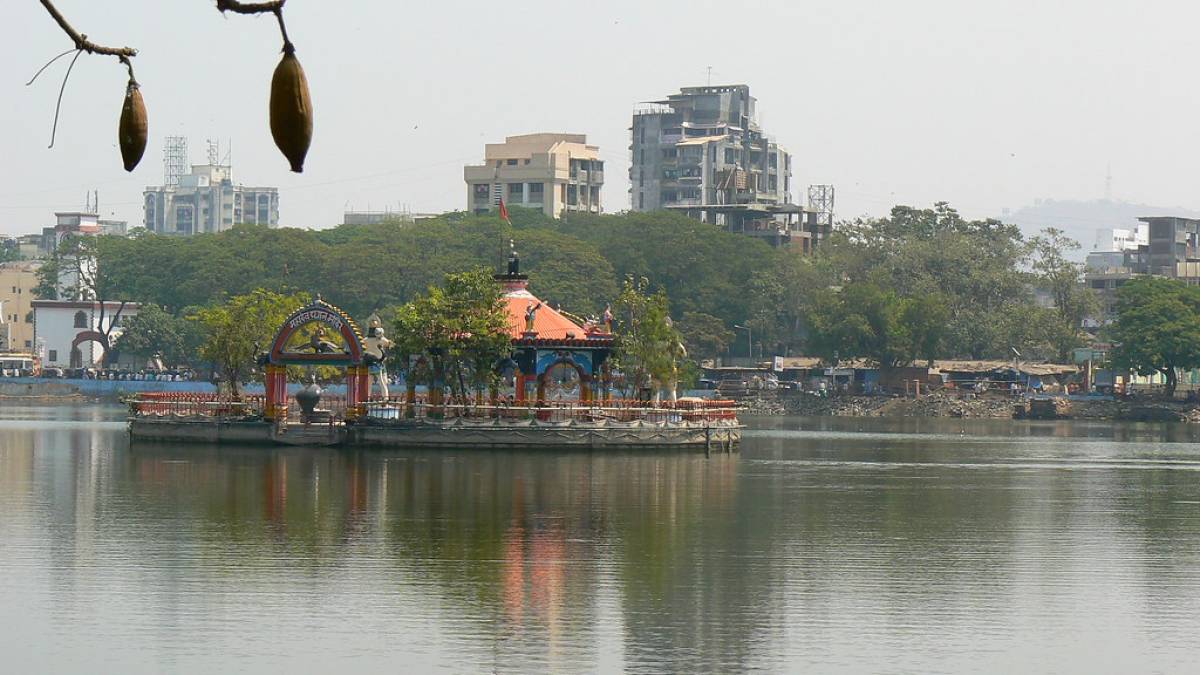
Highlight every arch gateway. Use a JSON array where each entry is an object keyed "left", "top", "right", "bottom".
[{"left": 261, "top": 298, "right": 370, "bottom": 420}]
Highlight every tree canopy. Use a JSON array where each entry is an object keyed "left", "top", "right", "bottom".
[
  {"left": 46, "top": 203, "right": 1094, "bottom": 369},
  {"left": 1110, "top": 276, "right": 1200, "bottom": 397},
  {"left": 390, "top": 269, "right": 511, "bottom": 405},
  {"left": 191, "top": 289, "right": 309, "bottom": 397}
]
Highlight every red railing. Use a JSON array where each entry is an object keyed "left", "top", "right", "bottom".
[
  {"left": 361, "top": 397, "right": 739, "bottom": 424},
  {"left": 130, "top": 392, "right": 267, "bottom": 418},
  {"left": 131, "top": 391, "right": 739, "bottom": 425}
]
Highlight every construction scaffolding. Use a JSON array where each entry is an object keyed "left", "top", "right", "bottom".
[{"left": 163, "top": 136, "right": 189, "bottom": 187}]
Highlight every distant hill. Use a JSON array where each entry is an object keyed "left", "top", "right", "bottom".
[{"left": 998, "top": 198, "right": 1200, "bottom": 256}]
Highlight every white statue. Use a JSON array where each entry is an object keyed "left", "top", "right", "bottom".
[
  {"left": 364, "top": 312, "right": 394, "bottom": 399},
  {"left": 665, "top": 332, "right": 688, "bottom": 404}
]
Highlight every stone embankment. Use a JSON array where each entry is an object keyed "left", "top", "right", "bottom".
[{"left": 740, "top": 390, "right": 1200, "bottom": 423}]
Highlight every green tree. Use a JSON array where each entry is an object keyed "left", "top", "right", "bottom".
[
  {"left": 192, "top": 289, "right": 309, "bottom": 397},
  {"left": 611, "top": 277, "right": 682, "bottom": 399},
  {"left": 804, "top": 281, "right": 949, "bottom": 368},
  {"left": 0, "top": 245, "right": 21, "bottom": 263},
  {"left": 677, "top": 311, "right": 735, "bottom": 362},
  {"left": 1110, "top": 276, "right": 1200, "bottom": 397},
  {"left": 391, "top": 269, "right": 511, "bottom": 407},
  {"left": 35, "top": 234, "right": 132, "bottom": 361},
  {"left": 111, "top": 304, "right": 202, "bottom": 368},
  {"left": 1029, "top": 227, "right": 1097, "bottom": 360}
]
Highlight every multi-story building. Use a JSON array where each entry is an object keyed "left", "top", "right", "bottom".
[
  {"left": 39, "top": 212, "right": 127, "bottom": 256},
  {"left": 1141, "top": 216, "right": 1200, "bottom": 278},
  {"left": 143, "top": 164, "right": 279, "bottom": 235},
  {"left": 464, "top": 134, "right": 604, "bottom": 219},
  {"left": 630, "top": 84, "right": 820, "bottom": 249},
  {"left": 0, "top": 260, "right": 41, "bottom": 352},
  {"left": 1082, "top": 217, "right": 1200, "bottom": 325}
]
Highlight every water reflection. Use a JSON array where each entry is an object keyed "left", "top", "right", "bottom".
[{"left": 3, "top": 407, "right": 1200, "bottom": 672}]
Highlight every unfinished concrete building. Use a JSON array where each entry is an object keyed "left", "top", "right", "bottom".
[{"left": 630, "top": 84, "right": 823, "bottom": 250}]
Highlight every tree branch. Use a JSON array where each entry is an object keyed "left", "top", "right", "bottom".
[
  {"left": 215, "top": 0, "right": 286, "bottom": 13},
  {"left": 215, "top": 0, "right": 293, "bottom": 51},
  {"left": 38, "top": 0, "right": 137, "bottom": 59}
]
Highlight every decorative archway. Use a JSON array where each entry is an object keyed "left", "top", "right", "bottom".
[
  {"left": 535, "top": 353, "right": 592, "bottom": 403},
  {"left": 71, "top": 330, "right": 108, "bottom": 367},
  {"left": 262, "top": 298, "right": 368, "bottom": 420}
]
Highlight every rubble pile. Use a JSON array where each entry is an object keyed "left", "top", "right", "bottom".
[
  {"left": 881, "top": 390, "right": 1016, "bottom": 418},
  {"left": 742, "top": 389, "right": 1200, "bottom": 422}
]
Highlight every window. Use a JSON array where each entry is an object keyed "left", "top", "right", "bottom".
[
  {"left": 48, "top": 350, "right": 57, "bottom": 362},
  {"left": 724, "top": 148, "right": 738, "bottom": 164},
  {"left": 506, "top": 159, "right": 518, "bottom": 166},
  {"left": 508, "top": 183, "right": 523, "bottom": 200},
  {"left": 473, "top": 183, "right": 490, "bottom": 201},
  {"left": 528, "top": 183, "right": 544, "bottom": 200},
  {"left": 24, "top": 340, "right": 31, "bottom": 349},
  {"left": 73, "top": 311, "right": 87, "bottom": 328}
]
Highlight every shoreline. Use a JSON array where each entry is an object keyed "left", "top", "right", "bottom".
[{"left": 741, "top": 390, "right": 1200, "bottom": 423}]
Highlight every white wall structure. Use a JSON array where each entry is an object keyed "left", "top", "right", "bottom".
[
  {"left": 1093, "top": 225, "right": 1148, "bottom": 252},
  {"left": 32, "top": 300, "right": 140, "bottom": 368}
]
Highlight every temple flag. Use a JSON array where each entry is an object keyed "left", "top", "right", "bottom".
[{"left": 498, "top": 198, "right": 512, "bottom": 225}]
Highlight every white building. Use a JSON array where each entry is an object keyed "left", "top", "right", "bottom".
[
  {"left": 1093, "top": 225, "right": 1148, "bottom": 253},
  {"left": 32, "top": 300, "right": 140, "bottom": 368},
  {"left": 144, "top": 164, "right": 279, "bottom": 235}
]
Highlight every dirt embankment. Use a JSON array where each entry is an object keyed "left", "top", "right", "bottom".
[{"left": 742, "top": 390, "right": 1200, "bottom": 422}]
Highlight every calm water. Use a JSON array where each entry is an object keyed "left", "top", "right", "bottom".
[{"left": 3, "top": 406, "right": 1200, "bottom": 673}]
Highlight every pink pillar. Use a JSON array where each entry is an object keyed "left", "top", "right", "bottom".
[
  {"left": 358, "top": 366, "right": 371, "bottom": 402},
  {"left": 274, "top": 367, "right": 288, "bottom": 417},
  {"left": 346, "top": 368, "right": 359, "bottom": 408}
]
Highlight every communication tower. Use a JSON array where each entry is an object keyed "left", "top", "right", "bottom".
[{"left": 163, "top": 136, "right": 189, "bottom": 187}]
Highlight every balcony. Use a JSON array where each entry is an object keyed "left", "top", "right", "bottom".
[{"left": 571, "top": 170, "right": 604, "bottom": 184}]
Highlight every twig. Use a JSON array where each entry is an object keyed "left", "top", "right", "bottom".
[
  {"left": 38, "top": 0, "right": 138, "bottom": 58},
  {"left": 26, "top": 48, "right": 75, "bottom": 86},
  {"left": 47, "top": 49, "right": 82, "bottom": 148}
]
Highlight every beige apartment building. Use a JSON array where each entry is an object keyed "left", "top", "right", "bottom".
[
  {"left": 464, "top": 133, "right": 604, "bottom": 218},
  {"left": 0, "top": 260, "right": 42, "bottom": 352}
]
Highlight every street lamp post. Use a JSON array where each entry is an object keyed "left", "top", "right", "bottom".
[{"left": 733, "top": 324, "right": 752, "bottom": 362}]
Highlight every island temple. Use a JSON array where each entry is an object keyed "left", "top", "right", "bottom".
[
  {"left": 493, "top": 245, "right": 615, "bottom": 404},
  {"left": 127, "top": 246, "right": 740, "bottom": 449}
]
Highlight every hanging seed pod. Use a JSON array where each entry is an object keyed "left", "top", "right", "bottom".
[
  {"left": 269, "top": 46, "right": 312, "bottom": 173},
  {"left": 118, "top": 80, "right": 148, "bottom": 172}
]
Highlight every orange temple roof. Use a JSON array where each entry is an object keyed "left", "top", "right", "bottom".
[{"left": 502, "top": 288, "right": 590, "bottom": 340}]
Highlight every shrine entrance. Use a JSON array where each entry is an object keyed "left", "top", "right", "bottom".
[{"left": 261, "top": 298, "right": 368, "bottom": 421}]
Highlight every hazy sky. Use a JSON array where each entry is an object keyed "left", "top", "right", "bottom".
[{"left": 3, "top": 0, "right": 1200, "bottom": 235}]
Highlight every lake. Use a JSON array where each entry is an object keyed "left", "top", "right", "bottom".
[{"left": 2, "top": 405, "right": 1200, "bottom": 673}]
